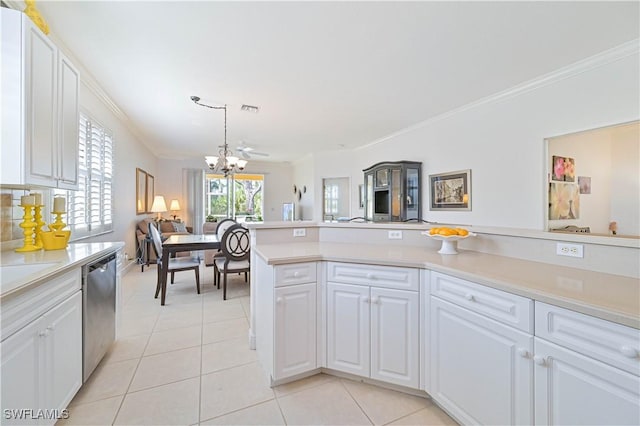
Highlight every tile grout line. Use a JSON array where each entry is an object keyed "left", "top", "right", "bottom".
[
  {"left": 110, "top": 313, "right": 158, "bottom": 425},
  {"left": 338, "top": 379, "right": 375, "bottom": 425},
  {"left": 198, "top": 288, "right": 205, "bottom": 425}
]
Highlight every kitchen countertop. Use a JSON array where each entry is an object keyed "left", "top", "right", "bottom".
[
  {"left": 0, "top": 242, "right": 124, "bottom": 303},
  {"left": 255, "top": 242, "right": 640, "bottom": 329}
]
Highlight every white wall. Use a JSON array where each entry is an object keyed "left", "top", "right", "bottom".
[
  {"left": 78, "top": 82, "right": 157, "bottom": 260},
  {"left": 292, "top": 154, "right": 314, "bottom": 220},
  {"left": 295, "top": 50, "right": 640, "bottom": 231},
  {"left": 155, "top": 157, "right": 293, "bottom": 224},
  {"left": 610, "top": 123, "right": 640, "bottom": 236}
]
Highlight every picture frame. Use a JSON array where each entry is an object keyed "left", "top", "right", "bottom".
[
  {"left": 145, "top": 173, "right": 155, "bottom": 213},
  {"left": 136, "top": 168, "right": 147, "bottom": 214},
  {"left": 429, "top": 169, "right": 471, "bottom": 211}
]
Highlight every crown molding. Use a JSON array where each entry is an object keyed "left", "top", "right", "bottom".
[{"left": 357, "top": 39, "right": 640, "bottom": 151}]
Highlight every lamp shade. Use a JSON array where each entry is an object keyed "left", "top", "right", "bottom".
[
  {"left": 150, "top": 195, "right": 168, "bottom": 213},
  {"left": 169, "top": 199, "right": 181, "bottom": 211}
]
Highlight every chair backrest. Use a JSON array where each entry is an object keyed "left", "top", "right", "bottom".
[
  {"left": 220, "top": 224, "right": 250, "bottom": 262},
  {"left": 148, "top": 222, "right": 163, "bottom": 258},
  {"left": 216, "top": 218, "right": 237, "bottom": 239}
]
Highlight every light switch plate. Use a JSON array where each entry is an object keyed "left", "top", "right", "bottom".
[{"left": 293, "top": 228, "right": 306, "bottom": 237}]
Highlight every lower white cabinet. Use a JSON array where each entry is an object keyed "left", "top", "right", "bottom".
[
  {"left": 274, "top": 283, "right": 316, "bottom": 380},
  {"left": 534, "top": 337, "right": 639, "bottom": 426},
  {"left": 327, "top": 281, "right": 419, "bottom": 388},
  {"left": 1, "top": 290, "right": 82, "bottom": 425},
  {"left": 430, "top": 296, "right": 533, "bottom": 425}
]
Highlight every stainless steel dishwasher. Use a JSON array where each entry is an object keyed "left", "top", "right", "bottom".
[{"left": 82, "top": 252, "right": 117, "bottom": 382}]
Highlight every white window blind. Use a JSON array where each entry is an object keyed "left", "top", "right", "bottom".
[{"left": 55, "top": 112, "right": 113, "bottom": 239}]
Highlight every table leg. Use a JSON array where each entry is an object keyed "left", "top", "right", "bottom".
[{"left": 161, "top": 249, "right": 170, "bottom": 305}]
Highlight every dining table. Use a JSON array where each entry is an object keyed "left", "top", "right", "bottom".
[{"left": 159, "top": 233, "right": 220, "bottom": 305}]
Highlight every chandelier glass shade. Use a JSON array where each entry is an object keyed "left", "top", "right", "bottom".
[{"left": 191, "top": 97, "right": 248, "bottom": 175}]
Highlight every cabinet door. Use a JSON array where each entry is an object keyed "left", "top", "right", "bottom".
[
  {"left": 44, "top": 291, "right": 82, "bottom": 413},
  {"left": 430, "top": 297, "right": 533, "bottom": 426},
  {"left": 26, "top": 24, "right": 58, "bottom": 186},
  {"left": 1, "top": 316, "right": 46, "bottom": 418},
  {"left": 274, "top": 283, "right": 316, "bottom": 380},
  {"left": 57, "top": 53, "right": 79, "bottom": 189},
  {"left": 534, "top": 338, "right": 640, "bottom": 426},
  {"left": 327, "top": 282, "right": 370, "bottom": 377},
  {"left": 370, "top": 288, "right": 419, "bottom": 388}
]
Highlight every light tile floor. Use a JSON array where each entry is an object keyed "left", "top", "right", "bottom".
[{"left": 59, "top": 264, "right": 457, "bottom": 425}]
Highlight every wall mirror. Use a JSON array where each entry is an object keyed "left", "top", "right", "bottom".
[
  {"left": 322, "top": 177, "right": 350, "bottom": 221},
  {"left": 136, "top": 168, "right": 147, "bottom": 214},
  {"left": 544, "top": 120, "right": 639, "bottom": 238}
]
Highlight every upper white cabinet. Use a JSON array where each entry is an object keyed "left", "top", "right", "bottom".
[{"left": 1, "top": 8, "right": 79, "bottom": 189}]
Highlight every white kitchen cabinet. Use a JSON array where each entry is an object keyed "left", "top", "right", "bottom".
[
  {"left": 274, "top": 283, "right": 316, "bottom": 380},
  {"left": 430, "top": 294, "right": 533, "bottom": 425},
  {"left": 254, "top": 259, "right": 319, "bottom": 384},
  {"left": 370, "top": 287, "right": 419, "bottom": 387},
  {"left": 534, "top": 338, "right": 639, "bottom": 426},
  {"left": 1, "top": 8, "right": 79, "bottom": 189},
  {"left": 534, "top": 302, "right": 640, "bottom": 426},
  {"left": 327, "top": 282, "right": 370, "bottom": 377},
  {"left": 327, "top": 265, "right": 420, "bottom": 388},
  {"left": 1, "top": 291, "right": 82, "bottom": 425}
]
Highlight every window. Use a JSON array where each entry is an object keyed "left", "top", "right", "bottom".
[
  {"left": 55, "top": 112, "right": 113, "bottom": 239},
  {"left": 324, "top": 183, "right": 339, "bottom": 215},
  {"left": 205, "top": 173, "right": 264, "bottom": 222}
]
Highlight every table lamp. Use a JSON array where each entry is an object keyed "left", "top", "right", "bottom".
[
  {"left": 169, "top": 199, "right": 181, "bottom": 220},
  {"left": 150, "top": 195, "right": 167, "bottom": 221}
]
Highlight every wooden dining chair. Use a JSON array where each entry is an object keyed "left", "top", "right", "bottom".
[
  {"left": 214, "top": 224, "right": 250, "bottom": 300},
  {"left": 211, "top": 218, "right": 237, "bottom": 284},
  {"left": 148, "top": 222, "right": 201, "bottom": 298}
]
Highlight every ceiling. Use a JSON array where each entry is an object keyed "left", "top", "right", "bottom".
[{"left": 31, "top": 1, "right": 640, "bottom": 162}]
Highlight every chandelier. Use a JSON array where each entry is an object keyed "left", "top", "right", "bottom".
[{"left": 191, "top": 96, "right": 247, "bottom": 176}]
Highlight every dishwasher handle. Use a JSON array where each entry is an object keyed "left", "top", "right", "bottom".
[{"left": 86, "top": 253, "right": 117, "bottom": 273}]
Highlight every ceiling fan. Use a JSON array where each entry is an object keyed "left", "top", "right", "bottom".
[{"left": 235, "top": 141, "right": 270, "bottom": 159}]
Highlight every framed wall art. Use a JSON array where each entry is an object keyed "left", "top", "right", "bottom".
[{"left": 429, "top": 169, "right": 471, "bottom": 211}]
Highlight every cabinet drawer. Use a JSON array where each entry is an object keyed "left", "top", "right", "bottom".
[
  {"left": 1, "top": 268, "right": 81, "bottom": 340},
  {"left": 535, "top": 302, "right": 640, "bottom": 376},
  {"left": 430, "top": 272, "right": 533, "bottom": 333},
  {"left": 327, "top": 262, "right": 419, "bottom": 291},
  {"left": 274, "top": 262, "right": 316, "bottom": 287}
]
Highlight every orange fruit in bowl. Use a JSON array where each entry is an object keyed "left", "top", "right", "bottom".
[
  {"left": 437, "top": 228, "right": 456, "bottom": 236},
  {"left": 429, "top": 228, "right": 439, "bottom": 235},
  {"left": 456, "top": 228, "right": 469, "bottom": 236}
]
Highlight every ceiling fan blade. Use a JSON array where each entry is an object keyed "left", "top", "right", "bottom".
[
  {"left": 249, "top": 151, "right": 269, "bottom": 157},
  {"left": 241, "top": 151, "right": 250, "bottom": 159}
]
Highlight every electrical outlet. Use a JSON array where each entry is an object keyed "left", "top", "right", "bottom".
[
  {"left": 556, "top": 243, "right": 584, "bottom": 258},
  {"left": 293, "top": 228, "right": 306, "bottom": 237},
  {"left": 388, "top": 230, "right": 403, "bottom": 240}
]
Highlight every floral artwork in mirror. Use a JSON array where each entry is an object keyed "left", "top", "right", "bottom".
[{"left": 136, "top": 168, "right": 147, "bottom": 214}]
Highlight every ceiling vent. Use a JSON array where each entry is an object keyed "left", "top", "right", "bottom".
[{"left": 240, "top": 104, "right": 260, "bottom": 113}]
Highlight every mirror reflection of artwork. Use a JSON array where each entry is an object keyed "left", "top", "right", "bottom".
[
  {"left": 549, "top": 182, "right": 580, "bottom": 220},
  {"left": 552, "top": 156, "right": 576, "bottom": 182}
]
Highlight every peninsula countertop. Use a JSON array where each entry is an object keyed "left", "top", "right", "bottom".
[
  {"left": 255, "top": 242, "right": 640, "bottom": 329},
  {"left": 0, "top": 242, "right": 124, "bottom": 302}
]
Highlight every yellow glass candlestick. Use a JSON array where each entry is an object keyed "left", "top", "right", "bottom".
[
  {"left": 33, "top": 205, "right": 45, "bottom": 249},
  {"left": 50, "top": 211, "right": 67, "bottom": 232},
  {"left": 15, "top": 204, "right": 39, "bottom": 252}
]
